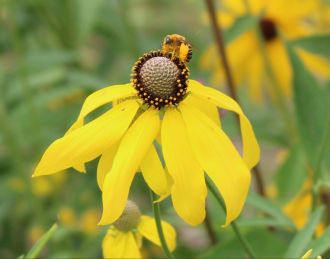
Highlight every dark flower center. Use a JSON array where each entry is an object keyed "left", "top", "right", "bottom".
[
  {"left": 259, "top": 19, "right": 277, "bottom": 41},
  {"left": 131, "top": 50, "right": 189, "bottom": 109}
]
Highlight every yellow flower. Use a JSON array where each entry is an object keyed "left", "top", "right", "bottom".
[
  {"left": 200, "top": 0, "right": 330, "bottom": 103},
  {"left": 33, "top": 50, "right": 259, "bottom": 226},
  {"left": 102, "top": 200, "right": 176, "bottom": 259}
]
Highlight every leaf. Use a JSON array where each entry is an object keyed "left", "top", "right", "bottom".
[
  {"left": 236, "top": 217, "right": 294, "bottom": 228},
  {"left": 246, "top": 193, "right": 296, "bottom": 229},
  {"left": 25, "top": 222, "right": 59, "bottom": 259},
  {"left": 224, "top": 12, "right": 263, "bottom": 45},
  {"left": 275, "top": 146, "right": 308, "bottom": 204},
  {"left": 198, "top": 228, "right": 287, "bottom": 258},
  {"left": 290, "top": 35, "right": 330, "bottom": 59},
  {"left": 310, "top": 226, "right": 330, "bottom": 258},
  {"left": 285, "top": 206, "right": 325, "bottom": 258},
  {"left": 286, "top": 43, "right": 330, "bottom": 170}
]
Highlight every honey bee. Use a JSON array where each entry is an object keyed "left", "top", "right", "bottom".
[{"left": 161, "top": 34, "right": 199, "bottom": 64}]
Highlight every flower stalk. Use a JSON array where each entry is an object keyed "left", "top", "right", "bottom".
[
  {"left": 205, "top": 177, "right": 257, "bottom": 259},
  {"left": 150, "top": 190, "right": 175, "bottom": 259},
  {"left": 205, "top": 0, "right": 265, "bottom": 197}
]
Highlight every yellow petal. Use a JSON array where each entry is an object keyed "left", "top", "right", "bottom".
[
  {"left": 140, "top": 144, "right": 167, "bottom": 196},
  {"left": 266, "top": 39, "right": 292, "bottom": 98},
  {"left": 298, "top": 48, "right": 330, "bottom": 79},
  {"left": 33, "top": 101, "right": 139, "bottom": 177},
  {"left": 66, "top": 84, "right": 135, "bottom": 135},
  {"left": 135, "top": 232, "right": 143, "bottom": 249},
  {"left": 102, "top": 228, "right": 141, "bottom": 258},
  {"left": 184, "top": 93, "right": 221, "bottom": 127},
  {"left": 189, "top": 80, "right": 260, "bottom": 170},
  {"left": 162, "top": 108, "right": 207, "bottom": 226},
  {"left": 97, "top": 142, "right": 120, "bottom": 190},
  {"left": 72, "top": 163, "right": 86, "bottom": 173},
  {"left": 155, "top": 167, "right": 174, "bottom": 203},
  {"left": 102, "top": 228, "right": 125, "bottom": 258},
  {"left": 137, "top": 215, "right": 176, "bottom": 252},
  {"left": 180, "top": 103, "right": 251, "bottom": 226},
  {"left": 301, "top": 249, "right": 313, "bottom": 259},
  {"left": 122, "top": 232, "right": 141, "bottom": 258},
  {"left": 99, "top": 109, "right": 160, "bottom": 225}
]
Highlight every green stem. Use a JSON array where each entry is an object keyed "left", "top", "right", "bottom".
[
  {"left": 205, "top": 178, "right": 257, "bottom": 259},
  {"left": 242, "top": 0, "right": 297, "bottom": 143},
  {"left": 150, "top": 190, "right": 175, "bottom": 259},
  {"left": 312, "top": 112, "right": 330, "bottom": 211}
]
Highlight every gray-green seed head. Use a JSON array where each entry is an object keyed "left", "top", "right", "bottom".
[{"left": 112, "top": 200, "right": 141, "bottom": 232}]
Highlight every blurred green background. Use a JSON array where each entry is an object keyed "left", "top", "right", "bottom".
[{"left": 1, "top": 0, "right": 330, "bottom": 258}]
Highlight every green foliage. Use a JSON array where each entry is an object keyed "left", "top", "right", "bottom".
[
  {"left": 25, "top": 222, "right": 58, "bottom": 259},
  {"left": 291, "top": 35, "right": 330, "bottom": 59},
  {"left": 275, "top": 146, "right": 307, "bottom": 204},
  {"left": 287, "top": 42, "right": 330, "bottom": 174},
  {"left": 246, "top": 193, "right": 296, "bottom": 229},
  {"left": 285, "top": 206, "right": 325, "bottom": 258}
]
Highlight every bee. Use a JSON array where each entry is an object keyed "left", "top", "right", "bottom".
[{"left": 161, "top": 34, "right": 199, "bottom": 64}]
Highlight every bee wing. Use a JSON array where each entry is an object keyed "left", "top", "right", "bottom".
[{"left": 182, "top": 41, "right": 199, "bottom": 52}]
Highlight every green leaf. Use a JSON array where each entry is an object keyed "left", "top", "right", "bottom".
[
  {"left": 286, "top": 43, "right": 330, "bottom": 169},
  {"left": 290, "top": 34, "right": 330, "bottom": 59},
  {"left": 198, "top": 228, "right": 287, "bottom": 258},
  {"left": 275, "top": 145, "right": 308, "bottom": 204},
  {"left": 25, "top": 222, "right": 59, "bottom": 259},
  {"left": 310, "top": 226, "right": 330, "bottom": 257},
  {"left": 236, "top": 217, "right": 294, "bottom": 228},
  {"left": 224, "top": 12, "right": 263, "bottom": 45},
  {"left": 285, "top": 206, "right": 325, "bottom": 258},
  {"left": 246, "top": 193, "right": 296, "bottom": 229}
]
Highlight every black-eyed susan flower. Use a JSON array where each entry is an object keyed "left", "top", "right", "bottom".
[
  {"left": 200, "top": 0, "right": 330, "bottom": 103},
  {"left": 102, "top": 200, "right": 176, "bottom": 259},
  {"left": 33, "top": 49, "right": 259, "bottom": 226}
]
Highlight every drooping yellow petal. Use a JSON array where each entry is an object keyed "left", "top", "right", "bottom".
[
  {"left": 102, "top": 228, "right": 125, "bottom": 258},
  {"left": 155, "top": 167, "right": 174, "bottom": 203},
  {"left": 102, "top": 228, "right": 141, "bottom": 258},
  {"left": 73, "top": 163, "right": 86, "bottom": 173},
  {"left": 33, "top": 101, "right": 139, "bottom": 177},
  {"left": 180, "top": 103, "right": 251, "bottom": 226},
  {"left": 137, "top": 215, "right": 176, "bottom": 252},
  {"left": 162, "top": 108, "right": 207, "bottom": 226},
  {"left": 122, "top": 232, "right": 141, "bottom": 258},
  {"left": 184, "top": 93, "right": 221, "bottom": 127},
  {"left": 97, "top": 142, "right": 120, "bottom": 191},
  {"left": 266, "top": 38, "right": 292, "bottom": 98},
  {"left": 188, "top": 80, "right": 260, "bottom": 170},
  {"left": 135, "top": 232, "right": 143, "bottom": 249},
  {"left": 297, "top": 48, "right": 330, "bottom": 79},
  {"left": 99, "top": 109, "right": 160, "bottom": 225},
  {"left": 140, "top": 144, "right": 167, "bottom": 196},
  {"left": 65, "top": 84, "right": 135, "bottom": 136}
]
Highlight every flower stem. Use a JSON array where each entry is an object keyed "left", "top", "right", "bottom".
[
  {"left": 204, "top": 205, "right": 218, "bottom": 246},
  {"left": 205, "top": 0, "right": 265, "bottom": 197},
  {"left": 312, "top": 112, "right": 330, "bottom": 211},
  {"left": 150, "top": 190, "right": 175, "bottom": 259},
  {"left": 205, "top": 177, "right": 258, "bottom": 259}
]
